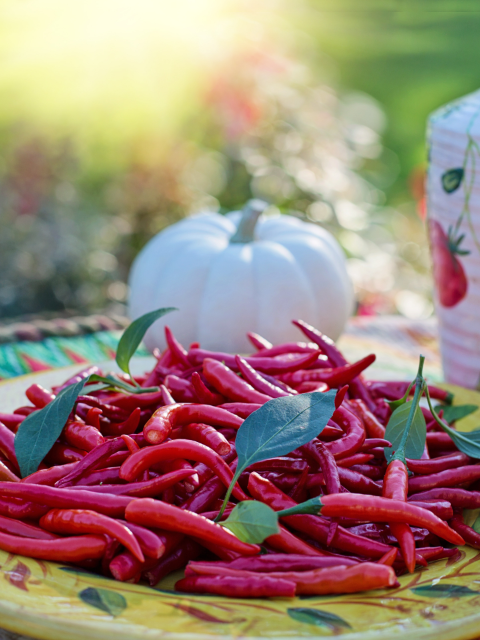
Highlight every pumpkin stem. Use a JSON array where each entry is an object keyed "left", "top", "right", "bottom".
[{"left": 230, "top": 200, "right": 268, "bottom": 244}]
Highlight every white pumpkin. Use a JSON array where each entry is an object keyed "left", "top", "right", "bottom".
[{"left": 128, "top": 201, "right": 353, "bottom": 353}]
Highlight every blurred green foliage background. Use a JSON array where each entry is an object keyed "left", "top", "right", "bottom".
[{"left": 0, "top": 1, "right": 478, "bottom": 322}]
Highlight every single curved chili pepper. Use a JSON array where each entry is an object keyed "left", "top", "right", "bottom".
[
  {"left": 406, "top": 452, "right": 471, "bottom": 475},
  {"left": 76, "top": 396, "right": 129, "bottom": 421},
  {"left": 143, "top": 403, "right": 243, "bottom": 445},
  {"left": 360, "top": 439, "right": 391, "bottom": 451},
  {"left": 280, "top": 354, "right": 376, "bottom": 388},
  {"left": 349, "top": 464, "right": 385, "bottom": 480},
  {"left": 416, "top": 546, "right": 460, "bottom": 563},
  {"left": 109, "top": 550, "right": 155, "bottom": 582},
  {"left": 0, "top": 514, "right": 58, "bottom": 540},
  {"left": 377, "top": 547, "right": 398, "bottom": 567},
  {"left": 317, "top": 494, "right": 464, "bottom": 546},
  {"left": 119, "top": 521, "right": 165, "bottom": 559},
  {"left": 164, "top": 375, "right": 198, "bottom": 403},
  {"left": 120, "top": 439, "right": 248, "bottom": 501},
  {"left": 338, "top": 467, "right": 383, "bottom": 496},
  {"left": 0, "top": 482, "right": 133, "bottom": 517},
  {"left": 334, "top": 385, "right": 349, "bottom": 409},
  {"left": 0, "top": 413, "right": 24, "bottom": 433},
  {"left": 143, "top": 539, "right": 201, "bottom": 587},
  {"left": 21, "top": 462, "right": 78, "bottom": 486},
  {"left": 191, "top": 348, "right": 320, "bottom": 374},
  {"left": 63, "top": 420, "right": 104, "bottom": 452},
  {"left": 182, "top": 472, "right": 233, "bottom": 513},
  {"left": 78, "top": 469, "right": 196, "bottom": 498},
  {"left": 191, "top": 372, "right": 226, "bottom": 405},
  {"left": 246, "top": 331, "right": 272, "bottom": 351},
  {"left": 316, "top": 424, "right": 344, "bottom": 442},
  {"left": 101, "top": 536, "right": 121, "bottom": 577},
  {"left": 165, "top": 325, "right": 191, "bottom": 369},
  {"left": 0, "top": 421, "right": 19, "bottom": 473},
  {"left": 40, "top": 508, "right": 144, "bottom": 562},
  {"left": 408, "top": 465, "right": 480, "bottom": 494},
  {"left": 259, "top": 471, "right": 299, "bottom": 493},
  {"left": 366, "top": 380, "right": 453, "bottom": 405},
  {"left": 176, "top": 574, "right": 296, "bottom": 598},
  {"left": 301, "top": 442, "right": 340, "bottom": 495},
  {"left": 248, "top": 473, "right": 394, "bottom": 559},
  {"left": 13, "top": 406, "right": 37, "bottom": 416},
  {"left": 121, "top": 434, "right": 140, "bottom": 454},
  {"left": 102, "top": 450, "right": 130, "bottom": 468},
  {"left": 171, "top": 423, "right": 231, "bottom": 456},
  {"left": 247, "top": 457, "right": 309, "bottom": 474},
  {"left": 56, "top": 438, "right": 127, "bottom": 487},
  {"left": 190, "top": 554, "right": 358, "bottom": 574},
  {"left": 108, "top": 389, "right": 165, "bottom": 410},
  {"left": 44, "top": 443, "right": 86, "bottom": 466},
  {"left": 293, "top": 381, "right": 329, "bottom": 394},
  {"left": 153, "top": 458, "right": 199, "bottom": 487},
  {"left": 84, "top": 407, "right": 102, "bottom": 430},
  {"left": 348, "top": 399, "right": 386, "bottom": 438},
  {"left": 159, "top": 384, "right": 175, "bottom": 406},
  {"left": 251, "top": 342, "right": 320, "bottom": 358},
  {"left": 102, "top": 408, "right": 141, "bottom": 437},
  {"left": 203, "top": 359, "right": 271, "bottom": 404},
  {"left": 126, "top": 498, "right": 260, "bottom": 556},
  {"left": 337, "top": 453, "right": 374, "bottom": 468},
  {"left": 0, "top": 496, "right": 49, "bottom": 520},
  {"left": 373, "top": 399, "right": 391, "bottom": 425},
  {"left": 426, "top": 432, "right": 457, "bottom": 452},
  {"left": 56, "top": 365, "right": 102, "bottom": 393},
  {"left": 325, "top": 406, "right": 366, "bottom": 459},
  {"left": 219, "top": 403, "right": 261, "bottom": 418},
  {"left": 259, "top": 374, "right": 298, "bottom": 395},
  {"left": 0, "top": 461, "right": 19, "bottom": 482},
  {"left": 25, "top": 384, "right": 55, "bottom": 408},
  {"left": 449, "top": 512, "right": 480, "bottom": 549},
  {"left": 408, "top": 488, "right": 480, "bottom": 509},
  {"left": 0, "top": 530, "right": 106, "bottom": 562},
  {"left": 267, "top": 523, "right": 327, "bottom": 556},
  {"left": 235, "top": 356, "right": 291, "bottom": 398}
]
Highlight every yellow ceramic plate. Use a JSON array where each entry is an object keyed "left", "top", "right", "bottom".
[{"left": 2, "top": 368, "right": 480, "bottom": 640}]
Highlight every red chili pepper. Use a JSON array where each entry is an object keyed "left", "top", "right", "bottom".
[
  {"left": 406, "top": 452, "right": 471, "bottom": 475},
  {"left": 248, "top": 473, "right": 394, "bottom": 559},
  {"left": 108, "top": 389, "right": 165, "bottom": 410},
  {"left": 408, "top": 501, "right": 453, "bottom": 520},
  {"left": 0, "top": 482, "right": 133, "bottom": 517},
  {"left": 325, "top": 406, "right": 366, "bottom": 459},
  {"left": 143, "top": 539, "right": 201, "bottom": 587},
  {"left": 280, "top": 354, "right": 376, "bottom": 388},
  {"left": 409, "top": 488, "right": 480, "bottom": 509},
  {"left": 246, "top": 332, "right": 272, "bottom": 351},
  {"left": 250, "top": 342, "right": 320, "bottom": 358},
  {"left": 165, "top": 326, "right": 191, "bottom": 369},
  {"left": 191, "top": 372, "right": 226, "bottom": 405},
  {"left": 0, "top": 421, "right": 20, "bottom": 473},
  {"left": 235, "top": 356, "right": 291, "bottom": 398},
  {"left": 288, "top": 381, "right": 330, "bottom": 394},
  {"left": 176, "top": 574, "right": 296, "bottom": 597},
  {"left": 0, "top": 530, "right": 106, "bottom": 562},
  {"left": 63, "top": 420, "right": 104, "bottom": 452},
  {"left": 0, "top": 413, "right": 24, "bottom": 433},
  {"left": 40, "top": 508, "right": 144, "bottom": 561},
  {"left": 109, "top": 550, "right": 154, "bottom": 582},
  {"left": 85, "top": 407, "right": 102, "bottom": 430},
  {"left": 102, "top": 408, "right": 141, "bottom": 437},
  {"left": 416, "top": 546, "right": 460, "bottom": 563},
  {"left": 119, "top": 520, "right": 165, "bottom": 559},
  {"left": 349, "top": 464, "right": 385, "bottom": 480},
  {"left": 0, "top": 459, "right": 19, "bottom": 482},
  {"left": 360, "top": 439, "right": 391, "bottom": 451},
  {"left": 120, "top": 439, "right": 248, "bottom": 501},
  {"left": 203, "top": 359, "right": 271, "bottom": 404},
  {"left": 318, "top": 494, "right": 464, "bottom": 546},
  {"left": 301, "top": 442, "right": 340, "bottom": 495},
  {"left": 449, "top": 512, "right": 480, "bottom": 549},
  {"left": 71, "top": 468, "right": 196, "bottom": 498},
  {"left": 408, "top": 465, "right": 480, "bottom": 494},
  {"left": 13, "top": 406, "right": 37, "bottom": 416},
  {"left": 171, "top": 423, "right": 231, "bottom": 456},
  {"left": 160, "top": 384, "right": 175, "bottom": 406},
  {"left": 366, "top": 380, "right": 453, "bottom": 405},
  {"left": 247, "top": 457, "right": 309, "bottom": 474},
  {"left": 126, "top": 498, "right": 260, "bottom": 556},
  {"left": 56, "top": 438, "right": 127, "bottom": 487},
  {"left": 73, "top": 466, "right": 122, "bottom": 487},
  {"left": 0, "top": 496, "right": 49, "bottom": 520},
  {"left": 337, "top": 454, "right": 374, "bottom": 468},
  {"left": 25, "top": 384, "right": 55, "bottom": 408},
  {"left": 219, "top": 403, "right": 261, "bottom": 418},
  {"left": 143, "top": 403, "right": 243, "bottom": 445},
  {"left": 348, "top": 399, "right": 386, "bottom": 438},
  {"left": 338, "top": 467, "right": 383, "bottom": 496},
  {"left": 164, "top": 375, "right": 198, "bottom": 403},
  {"left": 21, "top": 462, "right": 78, "bottom": 486},
  {"left": 182, "top": 475, "right": 228, "bottom": 514},
  {"left": 189, "top": 554, "right": 358, "bottom": 574},
  {"left": 56, "top": 365, "right": 103, "bottom": 393},
  {"left": 0, "top": 514, "right": 58, "bottom": 540},
  {"left": 44, "top": 443, "right": 86, "bottom": 466},
  {"left": 76, "top": 396, "right": 129, "bottom": 422},
  {"left": 191, "top": 348, "right": 319, "bottom": 374},
  {"left": 426, "top": 432, "right": 457, "bottom": 452}
]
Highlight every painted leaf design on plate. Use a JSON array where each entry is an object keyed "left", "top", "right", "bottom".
[
  {"left": 441, "top": 168, "right": 464, "bottom": 193},
  {"left": 175, "top": 603, "right": 243, "bottom": 624},
  {"left": 5, "top": 561, "right": 30, "bottom": 591},
  {"left": 411, "top": 584, "right": 477, "bottom": 597},
  {"left": 79, "top": 587, "right": 127, "bottom": 616},
  {"left": 287, "top": 607, "right": 351, "bottom": 629}
]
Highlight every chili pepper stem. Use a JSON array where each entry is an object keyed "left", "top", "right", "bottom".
[
  {"left": 392, "top": 356, "right": 425, "bottom": 464},
  {"left": 215, "top": 470, "right": 241, "bottom": 522}
]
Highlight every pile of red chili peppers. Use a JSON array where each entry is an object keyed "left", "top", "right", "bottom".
[{"left": 0, "top": 318, "right": 477, "bottom": 598}]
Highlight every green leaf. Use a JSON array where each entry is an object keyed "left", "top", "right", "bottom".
[
  {"left": 221, "top": 501, "right": 279, "bottom": 544},
  {"left": 79, "top": 587, "right": 127, "bottom": 616},
  {"left": 384, "top": 400, "right": 426, "bottom": 464},
  {"left": 441, "top": 168, "right": 464, "bottom": 193},
  {"left": 116, "top": 307, "right": 177, "bottom": 377},
  {"left": 434, "top": 403, "right": 478, "bottom": 424},
  {"left": 387, "top": 381, "right": 414, "bottom": 411},
  {"left": 217, "top": 391, "right": 336, "bottom": 519},
  {"left": 277, "top": 497, "right": 322, "bottom": 518},
  {"left": 14, "top": 378, "right": 86, "bottom": 478},
  {"left": 287, "top": 608, "right": 351, "bottom": 629},
  {"left": 88, "top": 374, "right": 159, "bottom": 394},
  {"left": 473, "top": 514, "right": 480, "bottom": 534},
  {"left": 425, "top": 388, "right": 480, "bottom": 459},
  {"left": 411, "top": 584, "right": 477, "bottom": 598}
]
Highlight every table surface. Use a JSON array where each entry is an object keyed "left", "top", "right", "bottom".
[{"left": 0, "top": 315, "right": 444, "bottom": 640}]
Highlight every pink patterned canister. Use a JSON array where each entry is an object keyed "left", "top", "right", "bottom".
[{"left": 427, "top": 90, "right": 480, "bottom": 388}]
